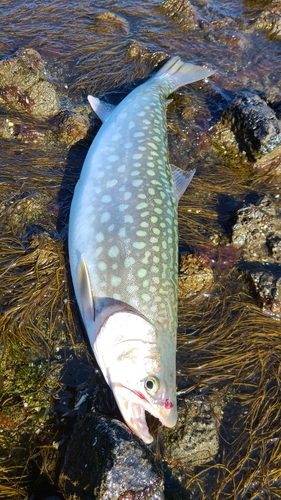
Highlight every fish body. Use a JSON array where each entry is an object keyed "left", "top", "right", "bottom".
[{"left": 68, "top": 56, "right": 214, "bottom": 443}]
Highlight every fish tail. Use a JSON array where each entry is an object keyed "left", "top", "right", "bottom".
[{"left": 152, "top": 56, "right": 215, "bottom": 93}]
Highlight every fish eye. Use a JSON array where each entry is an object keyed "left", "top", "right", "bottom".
[{"left": 144, "top": 376, "right": 159, "bottom": 394}]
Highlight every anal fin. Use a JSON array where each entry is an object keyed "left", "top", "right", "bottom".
[{"left": 171, "top": 164, "right": 196, "bottom": 201}]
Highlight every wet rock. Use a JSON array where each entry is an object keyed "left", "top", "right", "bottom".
[
  {"left": 195, "top": 244, "right": 240, "bottom": 272},
  {"left": 163, "top": 396, "right": 223, "bottom": 470},
  {"left": 178, "top": 253, "right": 214, "bottom": 299},
  {"left": 252, "top": 6, "right": 281, "bottom": 39},
  {"left": 126, "top": 44, "right": 167, "bottom": 76},
  {"left": 27, "top": 80, "right": 59, "bottom": 118},
  {"left": 0, "top": 107, "right": 91, "bottom": 146},
  {"left": 232, "top": 195, "right": 281, "bottom": 262},
  {"left": 0, "top": 116, "right": 19, "bottom": 140},
  {"left": 251, "top": 144, "right": 281, "bottom": 174},
  {"left": 222, "top": 90, "right": 281, "bottom": 161},
  {"left": 246, "top": 265, "right": 281, "bottom": 318},
  {"left": 0, "top": 47, "right": 45, "bottom": 89},
  {"left": 13, "top": 122, "right": 48, "bottom": 143},
  {"left": 0, "top": 116, "right": 49, "bottom": 143},
  {"left": 127, "top": 40, "right": 149, "bottom": 59},
  {"left": 161, "top": 0, "right": 199, "bottom": 28},
  {"left": 268, "top": 236, "right": 281, "bottom": 261},
  {"left": 50, "top": 109, "right": 90, "bottom": 146},
  {"left": 232, "top": 195, "right": 281, "bottom": 317},
  {"left": 271, "top": 99, "right": 281, "bottom": 120},
  {"left": 59, "top": 414, "right": 164, "bottom": 500},
  {"left": 0, "top": 48, "right": 59, "bottom": 118},
  {"left": 210, "top": 120, "right": 251, "bottom": 170},
  {"left": 0, "top": 48, "right": 93, "bottom": 145}
]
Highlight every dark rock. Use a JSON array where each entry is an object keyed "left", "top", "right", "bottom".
[
  {"left": 270, "top": 100, "right": 281, "bottom": 120},
  {"left": 268, "top": 236, "right": 281, "bottom": 261},
  {"left": 222, "top": 90, "right": 281, "bottom": 161},
  {"left": 245, "top": 264, "right": 281, "bottom": 318},
  {"left": 13, "top": 121, "right": 47, "bottom": 143},
  {"left": 0, "top": 107, "right": 91, "bottom": 146},
  {"left": 232, "top": 195, "right": 281, "bottom": 317},
  {"left": 59, "top": 414, "right": 164, "bottom": 500},
  {"left": 43, "top": 497, "right": 63, "bottom": 500}
]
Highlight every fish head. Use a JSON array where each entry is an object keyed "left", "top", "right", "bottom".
[{"left": 94, "top": 311, "right": 177, "bottom": 444}]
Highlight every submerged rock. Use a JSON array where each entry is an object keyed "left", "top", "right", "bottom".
[
  {"left": 178, "top": 252, "right": 214, "bottom": 299},
  {"left": 163, "top": 396, "right": 223, "bottom": 482},
  {"left": 251, "top": 6, "right": 281, "bottom": 39},
  {"left": 95, "top": 11, "right": 130, "bottom": 35},
  {"left": 178, "top": 244, "right": 240, "bottom": 299},
  {"left": 59, "top": 414, "right": 164, "bottom": 500}
]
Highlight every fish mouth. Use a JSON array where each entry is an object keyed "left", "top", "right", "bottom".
[
  {"left": 112, "top": 386, "right": 177, "bottom": 444},
  {"left": 118, "top": 396, "right": 153, "bottom": 444}
]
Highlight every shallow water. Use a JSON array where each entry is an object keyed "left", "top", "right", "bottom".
[{"left": 0, "top": 0, "right": 281, "bottom": 498}]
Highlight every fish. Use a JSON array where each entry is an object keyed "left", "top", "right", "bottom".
[{"left": 68, "top": 56, "right": 214, "bottom": 444}]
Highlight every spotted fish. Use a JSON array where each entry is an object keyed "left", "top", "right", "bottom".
[{"left": 68, "top": 56, "right": 214, "bottom": 443}]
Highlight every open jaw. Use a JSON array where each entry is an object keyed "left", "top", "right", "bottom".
[{"left": 112, "top": 386, "right": 176, "bottom": 444}]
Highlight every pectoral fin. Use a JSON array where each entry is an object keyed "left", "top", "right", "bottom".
[
  {"left": 87, "top": 95, "right": 116, "bottom": 123},
  {"left": 77, "top": 255, "right": 95, "bottom": 323},
  {"left": 170, "top": 165, "right": 196, "bottom": 201}
]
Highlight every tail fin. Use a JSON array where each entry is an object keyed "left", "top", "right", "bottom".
[{"left": 152, "top": 56, "right": 215, "bottom": 92}]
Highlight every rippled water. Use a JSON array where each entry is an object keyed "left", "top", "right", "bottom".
[{"left": 0, "top": 0, "right": 281, "bottom": 499}]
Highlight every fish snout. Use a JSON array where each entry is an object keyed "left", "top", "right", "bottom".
[{"left": 157, "top": 397, "right": 177, "bottom": 428}]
